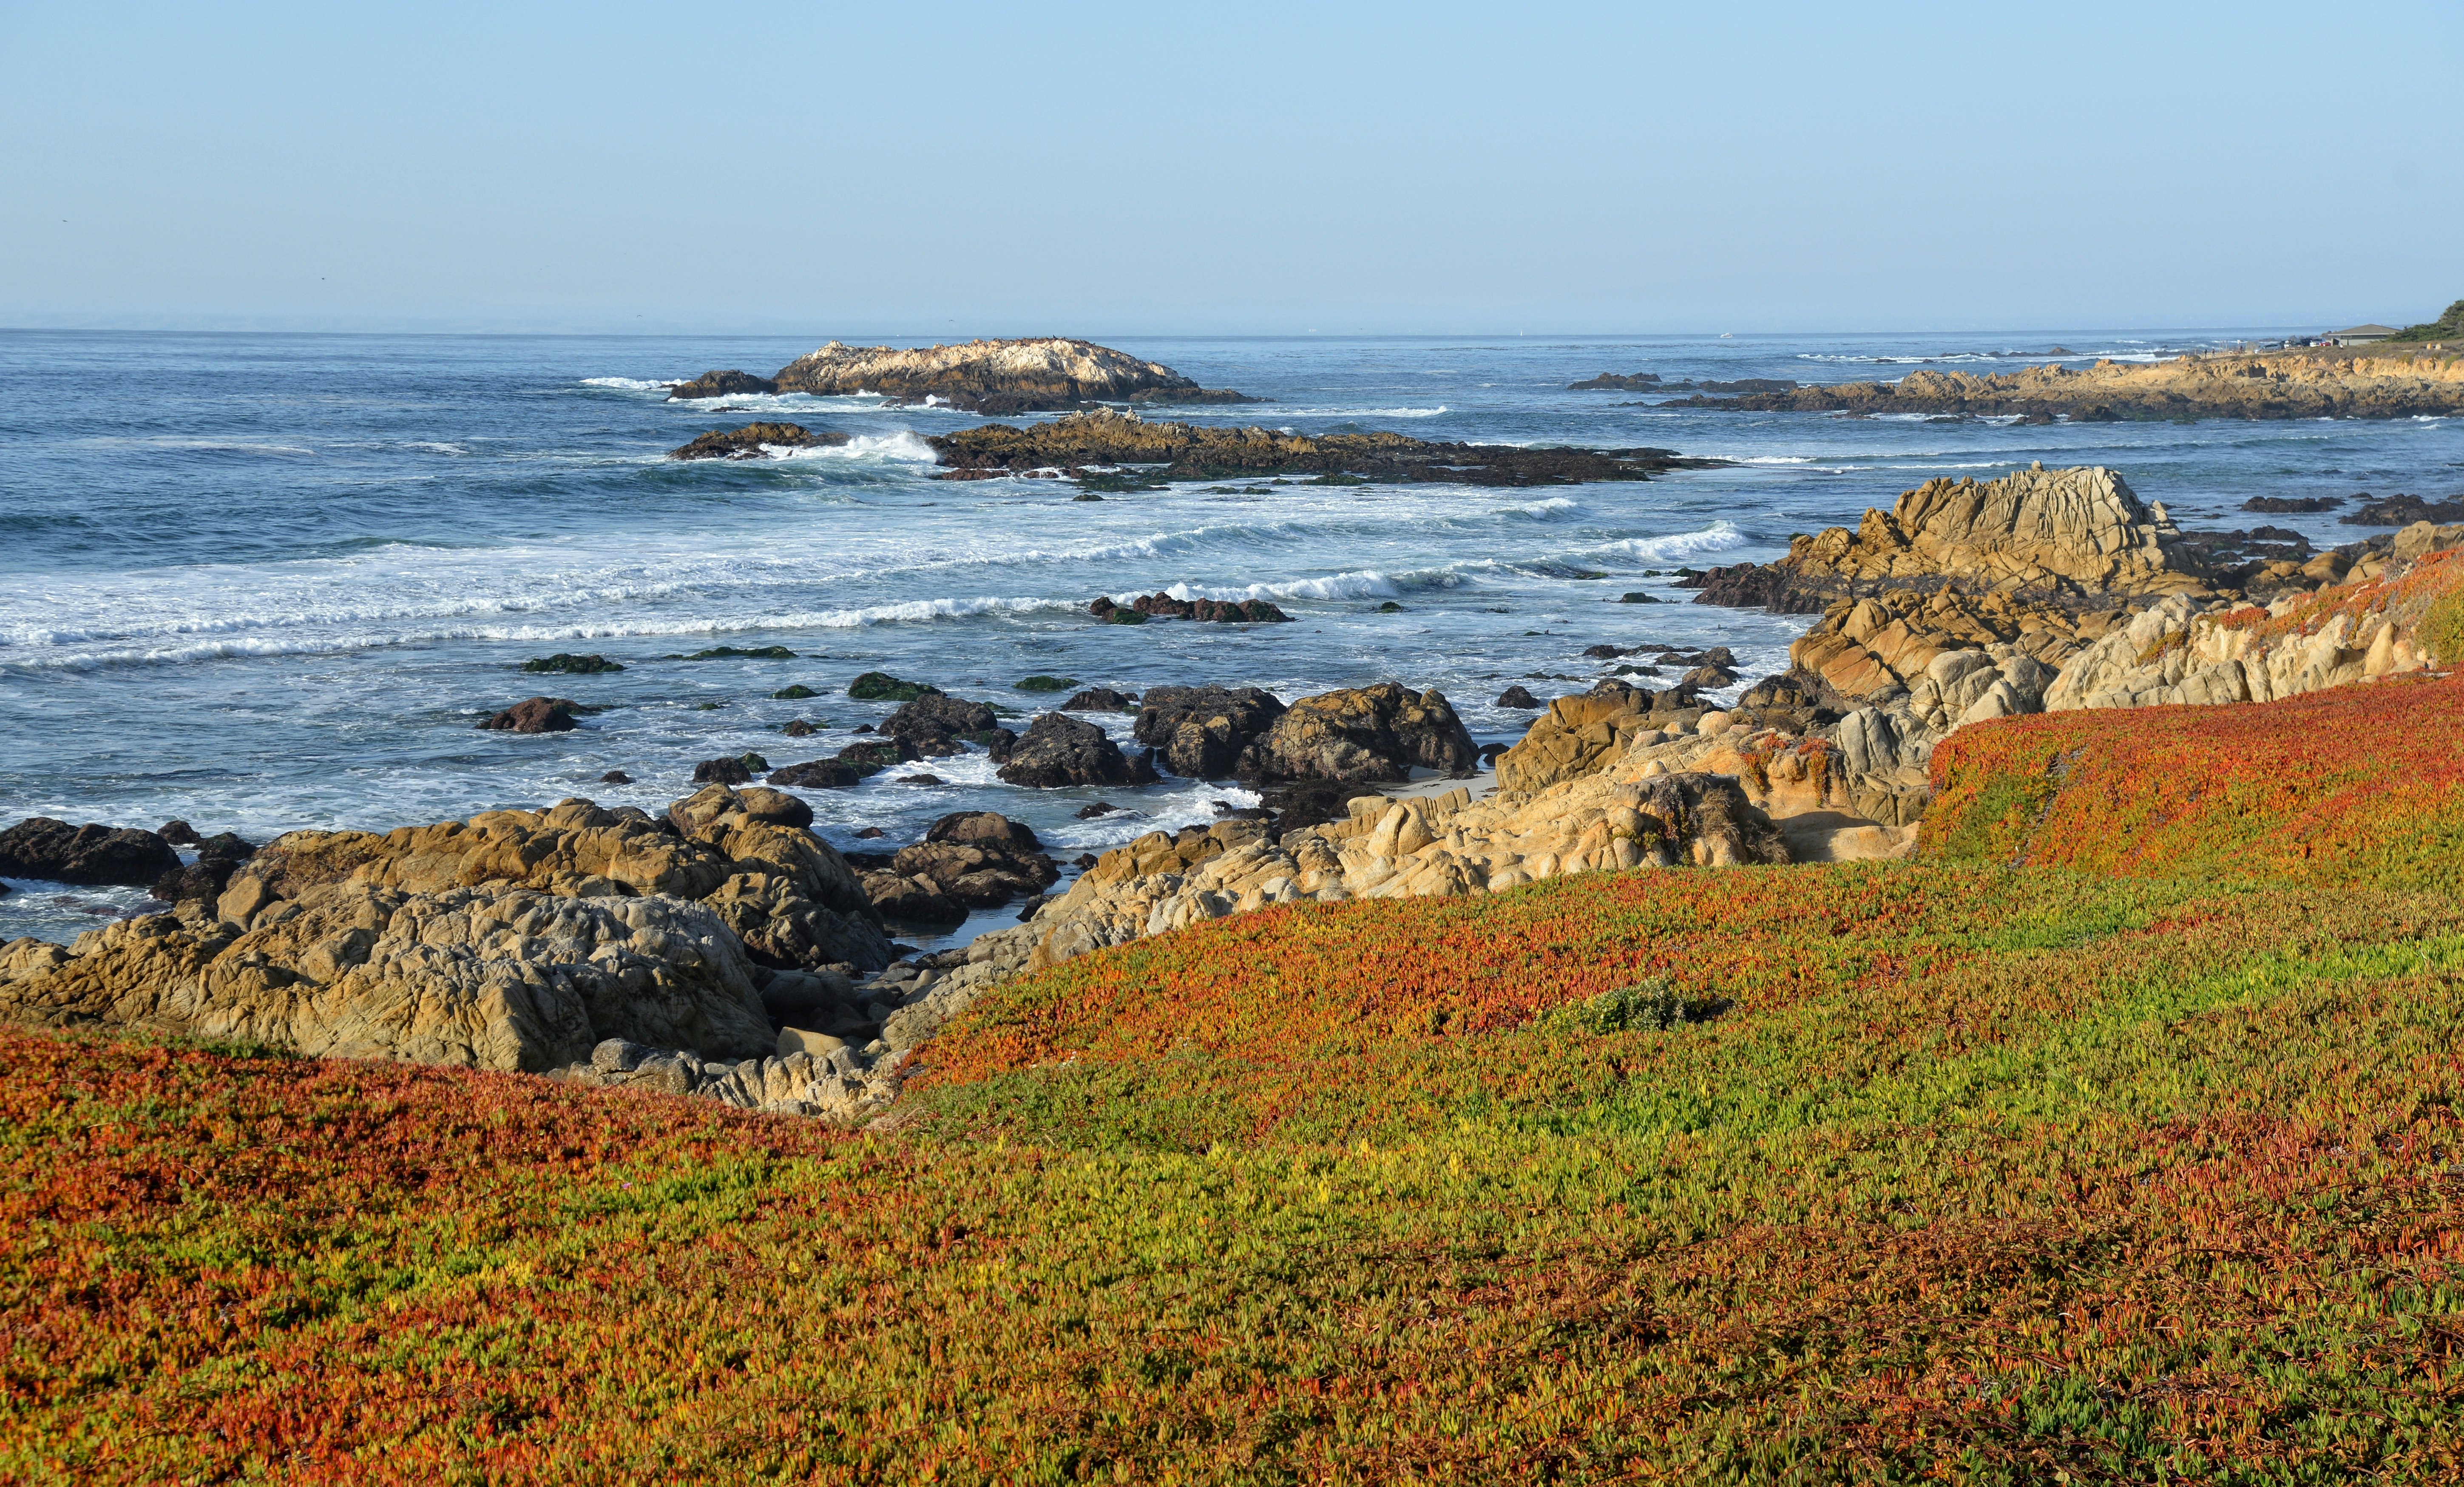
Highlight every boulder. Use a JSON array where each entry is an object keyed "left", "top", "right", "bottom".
[
  {"left": 150, "top": 832, "right": 258, "bottom": 905},
  {"left": 158, "top": 820, "right": 202, "bottom": 846},
  {"left": 1133, "top": 685, "right": 1289, "bottom": 779},
  {"left": 0, "top": 818, "right": 181, "bottom": 887},
  {"left": 886, "top": 813, "right": 1058, "bottom": 908},
  {"left": 767, "top": 759, "right": 864, "bottom": 789},
  {"left": 1093, "top": 593, "right": 1292, "bottom": 624},
  {"left": 1062, "top": 687, "right": 1139, "bottom": 712},
  {"left": 1496, "top": 685, "right": 1543, "bottom": 709},
  {"left": 692, "top": 756, "right": 754, "bottom": 786},
  {"left": 882, "top": 693, "right": 1016, "bottom": 759},
  {"left": 858, "top": 872, "right": 970, "bottom": 925},
  {"left": 479, "top": 696, "right": 580, "bottom": 734},
  {"left": 666, "top": 423, "right": 849, "bottom": 461},
  {"left": 1237, "top": 684, "right": 1479, "bottom": 783},
  {"left": 847, "top": 671, "right": 937, "bottom": 701},
  {"left": 668, "top": 369, "right": 779, "bottom": 400},
  {"left": 522, "top": 653, "right": 623, "bottom": 674},
  {"left": 1494, "top": 683, "right": 1658, "bottom": 791},
  {"left": 996, "top": 713, "right": 1161, "bottom": 789}
]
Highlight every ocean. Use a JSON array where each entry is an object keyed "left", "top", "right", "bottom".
[{"left": 5, "top": 327, "right": 2456, "bottom": 945}]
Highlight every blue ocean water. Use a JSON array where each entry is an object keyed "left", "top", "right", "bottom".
[{"left": 5, "top": 327, "right": 2457, "bottom": 943}]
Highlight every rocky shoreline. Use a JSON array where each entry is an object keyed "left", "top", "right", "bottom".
[
  {"left": 1642, "top": 345, "right": 2464, "bottom": 421},
  {"left": 8, "top": 461, "right": 2461, "bottom": 1127}
]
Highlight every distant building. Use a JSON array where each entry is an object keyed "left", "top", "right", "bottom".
[{"left": 2330, "top": 324, "right": 2398, "bottom": 346}]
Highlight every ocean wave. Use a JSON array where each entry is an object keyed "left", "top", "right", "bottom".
[
  {"left": 580, "top": 376, "right": 681, "bottom": 391},
  {"left": 770, "top": 429, "right": 941, "bottom": 464},
  {"left": 1591, "top": 522, "right": 1747, "bottom": 562},
  {"left": 1163, "top": 570, "right": 1408, "bottom": 603},
  {"left": 1734, "top": 455, "right": 1816, "bottom": 465},
  {"left": 1171, "top": 405, "right": 1450, "bottom": 419}
]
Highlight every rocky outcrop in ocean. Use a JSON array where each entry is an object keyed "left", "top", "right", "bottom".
[
  {"left": 667, "top": 422, "right": 850, "bottom": 460},
  {"left": 0, "top": 818, "right": 180, "bottom": 888},
  {"left": 928, "top": 408, "right": 1720, "bottom": 488},
  {"left": 666, "top": 338, "right": 1255, "bottom": 415}
]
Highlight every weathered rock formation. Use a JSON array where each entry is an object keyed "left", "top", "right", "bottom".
[
  {"left": 667, "top": 423, "right": 851, "bottom": 460},
  {"left": 881, "top": 693, "right": 1016, "bottom": 759},
  {"left": 758, "top": 338, "right": 1251, "bottom": 414},
  {"left": 996, "top": 713, "right": 1160, "bottom": 789},
  {"left": 150, "top": 832, "right": 257, "bottom": 907},
  {"left": 1133, "top": 685, "right": 1288, "bottom": 778},
  {"left": 1663, "top": 347, "right": 2464, "bottom": 421},
  {"left": 928, "top": 409, "right": 1720, "bottom": 488},
  {"left": 667, "top": 369, "right": 778, "bottom": 400},
  {"left": 849, "top": 812, "right": 1057, "bottom": 928},
  {"left": 1062, "top": 687, "right": 1139, "bottom": 712},
  {"left": 1236, "top": 683, "right": 1479, "bottom": 784},
  {"left": 479, "top": 696, "right": 581, "bottom": 734},
  {"left": 0, "top": 819, "right": 180, "bottom": 888}
]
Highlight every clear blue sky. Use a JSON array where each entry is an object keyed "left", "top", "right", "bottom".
[{"left": 3, "top": 1, "right": 2455, "bottom": 335}]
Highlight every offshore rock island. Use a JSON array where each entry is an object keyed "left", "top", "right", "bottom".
[
  {"left": 667, "top": 336, "right": 1258, "bottom": 415},
  {"left": 1655, "top": 343, "right": 2464, "bottom": 420},
  {"left": 670, "top": 406, "right": 1723, "bottom": 486}
]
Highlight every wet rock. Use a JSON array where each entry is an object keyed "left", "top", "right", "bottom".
[
  {"left": 1076, "top": 801, "right": 1122, "bottom": 819},
  {"left": 2243, "top": 495, "right": 2344, "bottom": 514},
  {"left": 767, "top": 759, "right": 864, "bottom": 789},
  {"left": 692, "top": 757, "right": 754, "bottom": 786},
  {"left": 599, "top": 769, "right": 632, "bottom": 784},
  {"left": 1091, "top": 593, "right": 1292, "bottom": 624},
  {"left": 158, "top": 820, "right": 202, "bottom": 847},
  {"left": 479, "top": 696, "right": 580, "bottom": 734},
  {"left": 883, "top": 692, "right": 1016, "bottom": 759},
  {"left": 1133, "top": 685, "right": 1289, "bottom": 779},
  {"left": 997, "top": 713, "right": 1161, "bottom": 789},
  {"left": 782, "top": 719, "right": 821, "bottom": 738},
  {"left": 1569, "top": 372, "right": 1662, "bottom": 390},
  {"left": 667, "top": 423, "right": 849, "bottom": 461},
  {"left": 1236, "top": 683, "right": 1479, "bottom": 783},
  {"left": 847, "top": 671, "right": 937, "bottom": 701},
  {"left": 0, "top": 818, "right": 182, "bottom": 888},
  {"left": 1062, "top": 687, "right": 1139, "bottom": 712},
  {"left": 1014, "top": 675, "right": 1078, "bottom": 692},
  {"left": 883, "top": 812, "right": 1058, "bottom": 908},
  {"left": 833, "top": 738, "right": 922, "bottom": 778},
  {"left": 772, "top": 684, "right": 818, "bottom": 699},
  {"left": 675, "top": 645, "right": 795, "bottom": 661},
  {"left": 895, "top": 774, "right": 944, "bottom": 786},
  {"left": 1495, "top": 685, "right": 1543, "bottom": 709},
  {"left": 2342, "top": 494, "right": 2464, "bottom": 527},
  {"left": 668, "top": 369, "right": 779, "bottom": 400},
  {"left": 150, "top": 832, "right": 258, "bottom": 905},
  {"left": 854, "top": 826, "right": 886, "bottom": 839},
  {"left": 1619, "top": 591, "right": 1663, "bottom": 604},
  {"left": 523, "top": 653, "right": 623, "bottom": 674}
]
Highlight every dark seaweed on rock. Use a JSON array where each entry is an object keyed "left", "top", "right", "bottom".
[{"left": 928, "top": 409, "right": 1720, "bottom": 488}]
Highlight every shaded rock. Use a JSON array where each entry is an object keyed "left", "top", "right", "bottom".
[
  {"left": 2243, "top": 495, "right": 2344, "bottom": 514},
  {"left": 667, "top": 423, "right": 849, "bottom": 461},
  {"left": 1236, "top": 684, "right": 1479, "bottom": 783},
  {"left": 149, "top": 833, "right": 258, "bottom": 905},
  {"left": 692, "top": 757, "right": 754, "bottom": 786},
  {"left": 1014, "top": 675, "right": 1078, "bottom": 692},
  {"left": 523, "top": 653, "right": 623, "bottom": 674},
  {"left": 667, "top": 369, "right": 778, "bottom": 400},
  {"left": 1133, "top": 685, "right": 1289, "bottom": 779},
  {"left": 997, "top": 713, "right": 1161, "bottom": 789},
  {"left": 1495, "top": 684, "right": 1660, "bottom": 791},
  {"left": 929, "top": 408, "right": 1722, "bottom": 488},
  {"left": 0, "top": 819, "right": 181, "bottom": 888},
  {"left": 1569, "top": 372, "right": 1661, "bottom": 390},
  {"left": 158, "top": 820, "right": 202, "bottom": 847},
  {"left": 1076, "top": 801, "right": 1122, "bottom": 819},
  {"left": 883, "top": 693, "right": 1016, "bottom": 759},
  {"left": 1496, "top": 685, "right": 1543, "bottom": 709},
  {"left": 895, "top": 775, "right": 944, "bottom": 786},
  {"left": 782, "top": 719, "right": 821, "bottom": 738},
  {"left": 767, "top": 759, "right": 863, "bottom": 789},
  {"left": 771, "top": 684, "right": 818, "bottom": 699},
  {"left": 847, "top": 671, "right": 937, "bottom": 701},
  {"left": 885, "top": 812, "right": 1058, "bottom": 908},
  {"left": 833, "top": 738, "right": 922, "bottom": 777},
  {"left": 479, "top": 696, "right": 580, "bottom": 734},
  {"left": 860, "top": 873, "right": 968, "bottom": 925},
  {"left": 599, "top": 769, "right": 632, "bottom": 784},
  {"left": 1062, "top": 687, "right": 1138, "bottom": 712},
  {"left": 2342, "top": 494, "right": 2464, "bottom": 527},
  {"left": 675, "top": 645, "right": 795, "bottom": 661},
  {"left": 1092, "top": 592, "right": 1292, "bottom": 624}
]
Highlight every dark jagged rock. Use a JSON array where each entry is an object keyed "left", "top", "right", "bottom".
[
  {"left": 781, "top": 719, "right": 821, "bottom": 738},
  {"left": 692, "top": 757, "right": 754, "bottom": 786},
  {"left": 478, "top": 697, "right": 581, "bottom": 734},
  {"left": 996, "top": 713, "right": 1160, "bottom": 789},
  {"left": 834, "top": 739, "right": 922, "bottom": 778},
  {"left": 1091, "top": 593, "right": 1291, "bottom": 625},
  {"left": 1496, "top": 685, "right": 1543, "bottom": 709},
  {"left": 2342, "top": 494, "right": 2464, "bottom": 527},
  {"left": 158, "top": 820, "right": 202, "bottom": 847},
  {"left": 0, "top": 818, "right": 181, "bottom": 888},
  {"left": 767, "top": 760, "right": 864, "bottom": 789},
  {"left": 767, "top": 338, "right": 1251, "bottom": 414},
  {"left": 1569, "top": 372, "right": 1661, "bottom": 390},
  {"left": 883, "top": 693, "right": 1015, "bottom": 759},
  {"left": 522, "top": 653, "right": 623, "bottom": 674},
  {"left": 771, "top": 684, "right": 818, "bottom": 699},
  {"left": 930, "top": 409, "right": 1722, "bottom": 488},
  {"left": 667, "top": 423, "right": 850, "bottom": 461},
  {"left": 150, "top": 831, "right": 258, "bottom": 905},
  {"left": 1618, "top": 591, "right": 1662, "bottom": 604},
  {"left": 675, "top": 645, "right": 797, "bottom": 661},
  {"left": 1014, "top": 675, "right": 1078, "bottom": 692},
  {"left": 600, "top": 770, "right": 632, "bottom": 784},
  {"left": 1133, "top": 685, "right": 1289, "bottom": 780},
  {"left": 847, "top": 671, "right": 937, "bottom": 701},
  {"left": 1061, "top": 687, "right": 1138, "bottom": 712},
  {"left": 2243, "top": 495, "right": 2344, "bottom": 514},
  {"left": 667, "top": 369, "right": 779, "bottom": 400}
]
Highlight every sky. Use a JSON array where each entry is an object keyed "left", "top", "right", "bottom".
[{"left": 3, "top": 1, "right": 2456, "bottom": 336}]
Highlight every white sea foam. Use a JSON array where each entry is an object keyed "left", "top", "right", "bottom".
[
  {"left": 1170, "top": 405, "right": 1450, "bottom": 419},
  {"left": 580, "top": 376, "right": 681, "bottom": 390},
  {"left": 770, "top": 429, "right": 941, "bottom": 464},
  {"left": 1592, "top": 522, "right": 1747, "bottom": 562},
  {"left": 1735, "top": 455, "right": 1817, "bottom": 465}
]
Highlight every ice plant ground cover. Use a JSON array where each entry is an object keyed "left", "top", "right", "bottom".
[{"left": 8, "top": 681, "right": 2464, "bottom": 1481}]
